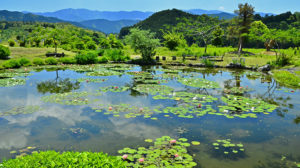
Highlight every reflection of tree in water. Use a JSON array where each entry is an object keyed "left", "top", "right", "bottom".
[
  {"left": 294, "top": 116, "right": 300, "bottom": 124},
  {"left": 37, "top": 70, "right": 80, "bottom": 94}
]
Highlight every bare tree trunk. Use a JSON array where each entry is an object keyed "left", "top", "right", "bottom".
[{"left": 238, "top": 37, "right": 243, "bottom": 56}]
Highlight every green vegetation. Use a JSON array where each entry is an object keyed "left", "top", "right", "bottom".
[
  {"left": 118, "top": 136, "right": 197, "bottom": 167},
  {"left": 273, "top": 70, "right": 300, "bottom": 87},
  {"left": 75, "top": 51, "right": 98, "bottom": 65},
  {"left": 0, "top": 45, "right": 10, "bottom": 59},
  {"left": 1, "top": 151, "right": 126, "bottom": 168}
]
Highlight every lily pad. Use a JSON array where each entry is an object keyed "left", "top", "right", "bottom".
[
  {"left": 0, "top": 106, "right": 41, "bottom": 117},
  {"left": 133, "top": 84, "right": 174, "bottom": 95},
  {"left": 178, "top": 77, "right": 220, "bottom": 89},
  {"left": 99, "top": 86, "right": 130, "bottom": 93},
  {"left": 41, "top": 91, "right": 93, "bottom": 105},
  {"left": 0, "top": 78, "right": 27, "bottom": 87}
]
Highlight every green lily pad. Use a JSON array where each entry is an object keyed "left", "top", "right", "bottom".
[
  {"left": 41, "top": 91, "right": 93, "bottom": 105},
  {"left": 0, "top": 106, "right": 41, "bottom": 117},
  {"left": 191, "top": 141, "right": 200, "bottom": 146},
  {"left": 133, "top": 84, "right": 174, "bottom": 95},
  {"left": 178, "top": 77, "right": 220, "bottom": 89},
  {"left": 99, "top": 86, "right": 130, "bottom": 93},
  {"left": 0, "top": 78, "right": 27, "bottom": 87}
]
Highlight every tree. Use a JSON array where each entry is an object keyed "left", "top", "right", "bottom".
[
  {"left": 234, "top": 3, "right": 255, "bottom": 55},
  {"left": 107, "top": 34, "right": 123, "bottom": 49},
  {"left": 248, "top": 21, "right": 270, "bottom": 49},
  {"left": 86, "top": 41, "right": 97, "bottom": 50},
  {"left": 0, "top": 45, "right": 10, "bottom": 59},
  {"left": 162, "top": 30, "right": 187, "bottom": 50},
  {"left": 212, "top": 26, "right": 224, "bottom": 46},
  {"left": 173, "top": 15, "right": 220, "bottom": 53},
  {"left": 125, "top": 28, "right": 160, "bottom": 62},
  {"left": 49, "top": 28, "right": 63, "bottom": 53},
  {"left": 8, "top": 39, "right": 16, "bottom": 47}
]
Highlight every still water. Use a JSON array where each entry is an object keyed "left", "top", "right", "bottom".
[{"left": 0, "top": 65, "right": 299, "bottom": 168}]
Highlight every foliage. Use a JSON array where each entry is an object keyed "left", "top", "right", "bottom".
[
  {"left": 162, "top": 30, "right": 187, "bottom": 50},
  {"left": 97, "top": 56, "right": 109, "bottom": 63},
  {"left": 59, "top": 57, "right": 76, "bottom": 64},
  {"left": 133, "top": 84, "right": 174, "bottom": 95},
  {"left": 178, "top": 77, "right": 220, "bottom": 88},
  {"left": 75, "top": 51, "right": 98, "bottom": 65},
  {"left": 45, "top": 57, "right": 58, "bottom": 65},
  {"left": 99, "top": 86, "right": 130, "bottom": 92},
  {"left": 212, "top": 139, "right": 245, "bottom": 158},
  {"left": 18, "top": 58, "right": 31, "bottom": 66},
  {"left": 0, "top": 106, "right": 41, "bottom": 117},
  {"left": 234, "top": 3, "right": 255, "bottom": 54},
  {"left": 0, "top": 78, "right": 26, "bottom": 87},
  {"left": 212, "top": 26, "right": 224, "bottom": 46},
  {"left": 118, "top": 136, "right": 197, "bottom": 167},
  {"left": 32, "top": 58, "right": 45, "bottom": 65},
  {"left": 273, "top": 70, "right": 300, "bottom": 88},
  {"left": 86, "top": 40, "right": 97, "bottom": 50},
  {"left": 1, "top": 151, "right": 126, "bottom": 168},
  {"left": 0, "top": 45, "right": 11, "bottom": 59},
  {"left": 8, "top": 39, "right": 16, "bottom": 47},
  {"left": 41, "top": 91, "right": 92, "bottom": 105},
  {"left": 2, "top": 59, "right": 21, "bottom": 68},
  {"left": 104, "top": 49, "right": 130, "bottom": 62},
  {"left": 125, "top": 28, "right": 160, "bottom": 62},
  {"left": 201, "top": 58, "right": 215, "bottom": 67}
]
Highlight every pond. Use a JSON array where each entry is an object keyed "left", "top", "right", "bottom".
[{"left": 0, "top": 64, "right": 299, "bottom": 168}]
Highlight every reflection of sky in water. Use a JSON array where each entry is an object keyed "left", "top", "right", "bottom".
[{"left": 0, "top": 67, "right": 299, "bottom": 167}]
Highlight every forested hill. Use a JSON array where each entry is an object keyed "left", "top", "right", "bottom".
[
  {"left": 0, "top": 10, "right": 64, "bottom": 23},
  {"left": 254, "top": 11, "right": 300, "bottom": 29},
  {"left": 119, "top": 9, "right": 199, "bottom": 39}
]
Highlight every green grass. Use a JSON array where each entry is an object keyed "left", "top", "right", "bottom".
[
  {"left": 1, "top": 151, "right": 126, "bottom": 168},
  {"left": 273, "top": 70, "right": 300, "bottom": 88}
]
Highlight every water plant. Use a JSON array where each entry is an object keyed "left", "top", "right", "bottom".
[
  {"left": 76, "top": 78, "right": 107, "bottom": 83},
  {"left": 0, "top": 106, "right": 41, "bottom": 117},
  {"left": 212, "top": 139, "right": 245, "bottom": 158},
  {"left": 217, "top": 95, "right": 277, "bottom": 119},
  {"left": 118, "top": 136, "right": 197, "bottom": 167},
  {"left": 2, "top": 151, "right": 126, "bottom": 167},
  {"left": 0, "top": 78, "right": 26, "bottom": 87},
  {"left": 224, "top": 86, "right": 253, "bottom": 94},
  {"left": 99, "top": 86, "right": 130, "bottom": 93},
  {"left": 41, "top": 91, "right": 93, "bottom": 105},
  {"left": 86, "top": 70, "right": 122, "bottom": 76},
  {"left": 133, "top": 84, "right": 174, "bottom": 95},
  {"left": 93, "top": 104, "right": 154, "bottom": 118},
  {"left": 178, "top": 77, "right": 220, "bottom": 89}
]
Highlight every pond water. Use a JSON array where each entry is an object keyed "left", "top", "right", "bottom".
[{"left": 0, "top": 64, "right": 299, "bottom": 168}]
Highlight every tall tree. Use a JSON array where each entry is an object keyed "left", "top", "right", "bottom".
[{"left": 234, "top": 3, "right": 255, "bottom": 55}]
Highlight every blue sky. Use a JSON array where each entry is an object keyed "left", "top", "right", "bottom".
[{"left": 0, "top": 0, "right": 299, "bottom": 14}]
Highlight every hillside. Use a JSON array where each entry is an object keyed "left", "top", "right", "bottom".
[
  {"left": 32, "top": 8, "right": 153, "bottom": 22},
  {"left": 0, "top": 10, "right": 64, "bottom": 23},
  {"left": 119, "top": 9, "right": 199, "bottom": 39},
  {"left": 208, "top": 12, "right": 236, "bottom": 20},
  {"left": 80, "top": 19, "right": 139, "bottom": 34}
]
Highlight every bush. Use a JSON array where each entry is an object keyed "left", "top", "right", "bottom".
[
  {"left": 8, "top": 40, "right": 16, "bottom": 47},
  {"left": 97, "top": 56, "right": 108, "bottom": 63},
  {"left": 1, "top": 151, "right": 126, "bottom": 168},
  {"left": 45, "top": 57, "right": 58, "bottom": 65},
  {"left": 2, "top": 59, "right": 21, "bottom": 69},
  {"left": 0, "top": 45, "right": 11, "bottom": 59},
  {"left": 273, "top": 70, "right": 300, "bottom": 87},
  {"left": 75, "top": 51, "right": 98, "bottom": 65},
  {"left": 104, "top": 49, "right": 130, "bottom": 62},
  {"left": 86, "top": 41, "right": 97, "bottom": 50},
  {"left": 18, "top": 58, "right": 31, "bottom": 66},
  {"left": 59, "top": 57, "right": 76, "bottom": 64},
  {"left": 201, "top": 59, "right": 215, "bottom": 67},
  {"left": 33, "top": 58, "right": 45, "bottom": 65}
]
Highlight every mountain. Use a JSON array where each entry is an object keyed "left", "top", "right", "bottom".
[
  {"left": 185, "top": 9, "right": 223, "bottom": 15},
  {"left": 0, "top": 10, "right": 64, "bottom": 23},
  {"left": 80, "top": 19, "right": 139, "bottom": 34},
  {"left": 33, "top": 8, "right": 153, "bottom": 22},
  {"left": 119, "top": 9, "right": 200, "bottom": 39},
  {"left": 208, "top": 12, "right": 236, "bottom": 20}
]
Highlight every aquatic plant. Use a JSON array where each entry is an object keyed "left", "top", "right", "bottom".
[
  {"left": 93, "top": 104, "right": 154, "bottom": 118},
  {"left": 133, "top": 84, "right": 174, "bottom": 95},
  {"left": 99, "top": 86, "right": 130, "bottom": 93},
  {"left": 216, "top": 95, "right": 277, "bottom": 119},
  {"left": 86, "top": 70, "right": 122, "bottom": 76},
  {"left": 224, "top": 86, "right": 253, "bottom": 94},
  {"left": 178, "top": 77, "right": 220, "bottom": 89},
  {"left": 212, "top": 139, "right": 245, "bottom": 157},
  {"left": 0, "top": 106, "right": 41, "bottom": 117},
  {"left": 2, "top": 151, "right": 126, "bottom": 167},
  {"left": 41, "top": 91, "right": 93, "bottom": 105},
  {"left": 77, "top": 78, "right": 107, "bottom": 83},
  {"left": 9, "top": 146, "right": 38, "bottom": 159},
  {"left": 118, "top": 136, "right": 197, "bottom": 167},
  {"left": 0, "top": 78, "right": 26, "bottom": 87}
]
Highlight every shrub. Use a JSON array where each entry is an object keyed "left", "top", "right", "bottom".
[
  {"left": 273, "top": 70, "right": 300, "bottom": 87},
  {"left": 75, "top": 51, "right": 98, "bottom": 65},
  {"left": 18, "top": 58, "right": 31, "bottom": 66},
  {"left": 97, "top": 56, "right": 109, "bottom": 63},
  {"left": 33, "top": 58, "right": 45, "bottom": 65},
  {"left": 86, "top": 41, "right": 97, "bottom": 50},
  {"left": 104, "top": 49, "right": 130, "bottom": 62},
  {"left": 2, "top": 59, "right": 21, "bottom": 69},
  {"left": 201, "top": 58, "right": 214, "bottom": 67},
  {"left": 0, "top": 45, "right": 11, "bottom": 59},
  {"left": 8, "top": 40, "right": 16, "bottom": 47},
  {"left": 59, "top": 57, "right": 76, "bottom": 64},
  {"left": 45, "top": 57, "right": 58, "bottom": 65},
  {"left": 1, "top": 151, "right": 126, "bottom": 168}
]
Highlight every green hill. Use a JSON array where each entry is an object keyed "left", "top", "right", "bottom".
[
  {"left": 119, "top": 9, "right": 199, "bottom": 39},
  {"left": 80, "top": 19, "right": 139, "bottom": 34}
]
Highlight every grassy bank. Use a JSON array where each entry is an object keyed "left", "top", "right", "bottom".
[{"left": 273, "top": 70, "right": 300, "bottom": 88}]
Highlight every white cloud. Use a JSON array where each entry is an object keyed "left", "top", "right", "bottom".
[{"left": 219, "top": 6, "right": 225, "bottom": 11}]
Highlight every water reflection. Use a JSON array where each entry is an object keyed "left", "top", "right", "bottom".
[{"left": 37, "top": 78, "right": 80, "bottom": 94}]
